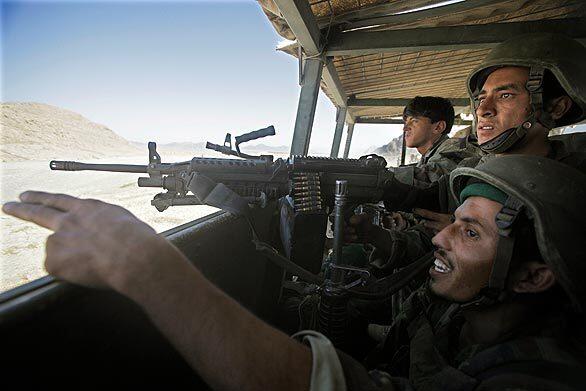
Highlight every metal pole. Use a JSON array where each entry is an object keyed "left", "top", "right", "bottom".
[
  {"left": 330, "top": 106, "right": 347, "bottom": 158},
  {"left": 290, "top": 58, "right": 323, "bottom": 157},
  {"left": 342, "top": 123, "right": 355, "bottom": 158}
]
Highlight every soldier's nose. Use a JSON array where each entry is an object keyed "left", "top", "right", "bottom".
[{"left": 476, "top": 99, "right": 496, "bottom": 117}]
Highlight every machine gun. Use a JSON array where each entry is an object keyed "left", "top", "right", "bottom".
[
  {"left": 50, "top": 127, "right": 392, "bottom": 275},
  {"left": 50, "top": 148, "right": 390, "bottom": 212}
]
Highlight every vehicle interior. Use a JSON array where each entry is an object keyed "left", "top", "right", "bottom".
[{"left": 1, "top": 0, "right": 584, "bottom": 387}]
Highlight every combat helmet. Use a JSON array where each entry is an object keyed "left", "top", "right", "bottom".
[
  {"left": 450, "top": 155, "right": 586, "bottom": 311},
  {"left": 467, "top": 33, "right": 586, "bottom": 153}
]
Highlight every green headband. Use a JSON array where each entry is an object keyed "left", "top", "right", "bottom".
[{"left": 460, "top": 182, "right": 508, "bottom": 205}]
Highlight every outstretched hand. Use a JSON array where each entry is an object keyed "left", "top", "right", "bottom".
[
  {"left": 4, "top": 191, "right": 314, "bottom": 391},
  {"left": 2, "top": 191, "right": 169, "bottom": 291}
]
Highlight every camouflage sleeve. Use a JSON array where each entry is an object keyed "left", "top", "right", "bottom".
[
  {"left": 393, "top": 164, "right": 451, "bottom": 189},
  {"left": 412, "top": 159, "right": 458, "bottom": 188},
  {"left": 293, "top": 330, "right": 412, "bottom": 391},
  {"left": 394, "top": 138, "right": 481, "bottom": 189}
]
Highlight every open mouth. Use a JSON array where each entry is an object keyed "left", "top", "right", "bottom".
[
  {"left": 477, "top": 124, "right": 494, "bottom": 132},
  {"left": 432, "top": 251, "right": 453, "bottom": 274},
  {"left": 433, "top": 258, "right": 452, "bottom": 273}
]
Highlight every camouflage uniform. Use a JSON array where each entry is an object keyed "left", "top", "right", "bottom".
[
  {"left": 295, "top": 286, "right": 586, "bottom": 391},
  {"left": 393, "top": 134, "right": 480, "bottom": 189},
  {"left": 436, "top": 131, "right": 586, "bottom": 215}
]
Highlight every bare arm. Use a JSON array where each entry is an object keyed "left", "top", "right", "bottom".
[
  {"left": 120, "top": 240, "right": 312, "bottom": 391},
  {"left": 3, "top": 191, "right": 311, "bottom": 391}
]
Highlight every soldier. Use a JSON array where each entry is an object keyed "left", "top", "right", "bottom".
[
  {"left": 307, "top": 156, "right": 586, "bottom": 390},
  {"left": 396, "top": 32, "right": 586, "bottom": 213},
  {"left": 3, "top": 155, "right": 585, "bottom": 390},
  {"left": 359, "top": 33, "right": 586, "bottom": 273},
  {"left": 395, "top": 95, "right": 479, "bottom": 189}
]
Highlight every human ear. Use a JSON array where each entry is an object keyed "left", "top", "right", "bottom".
[
  {"left": 433, "top": 120, "right": 446, "bottom": 135},
  {"left": 547, "top": 96, "right": 573, "bottom": 120},
  {"left": 511, "top": 261, "right": 556, "bottom": 294}
]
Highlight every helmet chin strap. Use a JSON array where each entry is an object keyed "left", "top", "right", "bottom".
[
  {"left": 478, "top": 118, "right": 533, "bottom": 154},
  {"left": 460, "top": 196, "right": 525, "bottom": 310},
  {"left": 477, "top": 66, "right": 553, "bottom": 154}
]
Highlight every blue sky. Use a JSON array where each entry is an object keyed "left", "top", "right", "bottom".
[{"left": 1, "top": 0, "right": 402, "bottom": 155}]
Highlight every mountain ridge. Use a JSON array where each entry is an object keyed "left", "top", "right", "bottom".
[
  {"left": 2, "top": 102, "right": 422, "bottom": 165},
  {"left": 1, "top": 102, "right": 291, "bottom": 162},
  {"left": 1, "top": 102, "right": 140, "bottom": 162},
  {"left": 370, "top": 135, "right": 420, "bottom": 166}
]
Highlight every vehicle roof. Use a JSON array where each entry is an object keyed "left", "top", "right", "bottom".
[{"left": 259, "top": 0, "right": 586, "bottom": 124}]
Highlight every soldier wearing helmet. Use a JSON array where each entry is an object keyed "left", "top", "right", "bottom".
[
  {"left": 468, "top": 33, "right": 585, "bottom": 155},
  {"left": 354, "top": 33, "right": 586, "bottom": 277},
  {"left": 446, "top": 155, "right": 586, "bottom": 310},
  {"left": 383, "top": 32, "right": 586, "bottom": 212},
  {"left": 299, "top": 155, "right": 586, "bottom": 390},
  {"left": 4, "top": 155, "right": 585, "bottom": 390}
]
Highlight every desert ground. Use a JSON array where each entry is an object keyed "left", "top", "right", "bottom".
[{"left": 0, "top": 155, "right": 218, "bottom": 292}]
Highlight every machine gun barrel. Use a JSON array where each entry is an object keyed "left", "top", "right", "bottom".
[
  {"left": 49, "top": 148, "right": 393, "bottom": 214},
  {"left": 49, "top": 160, "right": 192, "bottom": 174},
  {"left": 50, "top": 160, "right": 149, "bottom": 173}
]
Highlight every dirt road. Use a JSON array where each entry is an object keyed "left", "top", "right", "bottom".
[{"left": 0, "top": 156, "right": 217, "bottom": 292}]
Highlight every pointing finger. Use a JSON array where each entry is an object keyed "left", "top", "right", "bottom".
[
  {"left": 20, "top": 191, "right": 82, "bottom": 212},
  {"left": 3, "top": 201, "right": 65, "bottom": 231}
]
